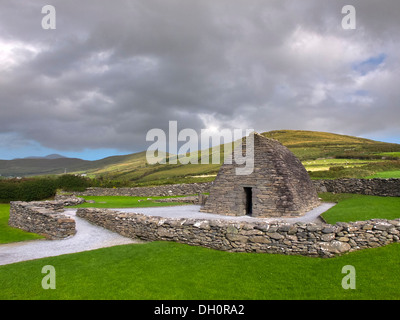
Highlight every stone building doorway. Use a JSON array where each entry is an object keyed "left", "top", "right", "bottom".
[
  {"left": 244, "top": 187, "right": 253, "bottom": 216},
  {"left": 200, "top": 132, "right": 320, "bottom": 217}
]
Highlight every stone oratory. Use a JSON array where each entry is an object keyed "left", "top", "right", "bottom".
[{"left": 200, "top": 132, "right": 320, "bottom": 218}]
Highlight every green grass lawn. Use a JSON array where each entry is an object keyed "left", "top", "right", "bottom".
[
  {"left": 364, "top": 170, "right": 400, "bottom": 179},
  {"left": 0, "top": 204, "right": 44, "bottom": 244},
  {"left": 377, "top": 152, "right": 400, "bottom": 158},
  {"left": 303, "top": 158, "right": 383, "bottom": 172},
  {"left": 319, "top": 193, "right": 400, "bottom": 224},
  {"left": 1, "top": 241, "right": 399, "bottom": 300},
  {"left": 309, "top": 160, "right": 400, "bottom": 180},
  {"left": 71, "top": 195, "right": 191, "bottom": 208},
  {"left": 2, "top": 193, "right": 400, "bottom": 300}
]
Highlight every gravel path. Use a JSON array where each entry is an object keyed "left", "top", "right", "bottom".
[
  {"left": 0, "top": 209, "right": 141, "bottom": 266},
  {"left": 113, "top": 202, "right": 336, "bottom": 224},
  {"left": 0, "top": 203, "right": 335, "bottom": 266}
]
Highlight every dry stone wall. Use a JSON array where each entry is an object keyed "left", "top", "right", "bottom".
[
  {"left": 66, "top": 179, "right": 400, "bottom": 198},
  {"left": 70, "top": 182, "right": 211, "bottom": 197},
  {"left": 77, "top": 208, "right": 400, "bottom": 258},
  {"left": 8, "top": 196, "right": 84, "bottom": 239},
  {"left": 313, "top": 178, "right": 400, "bottom": 197},
  {"left": 7, "top": 177, "right": 400, "bottom": 257}
]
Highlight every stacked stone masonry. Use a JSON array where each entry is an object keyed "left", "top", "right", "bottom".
[
  {"left": 67, "top": 178, "right": 400, "bottom": 198},
  {"left": 8, "top": 196, "right": 84, "bottom": 239},
  {"left": 201, "top": 133, "right": 320, "bottom": 217},
  {"left": 77, "top": 208, "right": 400, "bottom": 258},
  {"left": 8, "top": 179, "right": 400, "bottom": 257},
  {"left": 70, "top": 182, "right": 211, "bottom": 197},
  {"left": 313, "top": 178, "right": 400, "bottom": 197}
]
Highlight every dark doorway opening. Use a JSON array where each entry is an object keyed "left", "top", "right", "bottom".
[{"left": 244, "top": 187, "right": 253, "bottom": 216}]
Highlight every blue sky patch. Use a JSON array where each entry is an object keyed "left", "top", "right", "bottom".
[{"left": 352, "top": 53, "right": 387, "bottom": 75}]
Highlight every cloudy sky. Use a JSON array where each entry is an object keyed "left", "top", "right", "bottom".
[{"left": 0, "top": 0, "right": 399, "bottom": 160}]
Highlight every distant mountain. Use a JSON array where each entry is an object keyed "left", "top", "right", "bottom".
[
  {"left": 0, "top": 130, "right": 399, "bottom": 179},
  {"left": 0, "top": 151, "right": 157, "bottom": 177},
  {"left": 0, "top": 156, "right": 91, "bottom": 177},
  {"left": 20, "top": 154, "right": 68, "bottom": 160}
]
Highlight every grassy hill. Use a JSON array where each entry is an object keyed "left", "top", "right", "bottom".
[
  {"left": 0, "top": 151, "right": 161, "bottom": 178},
  {"left": 0, "top": 157, "right": 91, "bottom": 177},
  {"left": 1, "top": 130, "right": 399, "bottom": 184},
  {"left": 262, "top": 130, "right": 400, "bottom": 160},
  {"left": 85, "top": 130, "right": 400, "bottom": 184}
]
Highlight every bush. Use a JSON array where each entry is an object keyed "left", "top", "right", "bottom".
[
  {"left": 19, "top": 178, "right": 57, "bottom": 201},
  {"left": 90, "top": 176, "right": 131, "bottom": 188},
  {"left": 56, "top": 175, "right": 91, "bottom": 192},
  {"left": 0, "top": 178, "right": 57, "bottom": 203},
  {"left": 0, "top": 182, "right": 17, "bottom": 202},
  {"left": 0, "top": 175, "right": 93, "bottom": 202},
  {"left": 329, "top": 166, "right": 345, "bottom": 172}
]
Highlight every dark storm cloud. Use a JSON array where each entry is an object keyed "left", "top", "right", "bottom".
[{"left": 0, "top": 0, "right": 399, "bottom": 156}]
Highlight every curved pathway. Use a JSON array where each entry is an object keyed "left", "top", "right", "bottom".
[
  {"left": 0, "top": 209, "right": 141, "bottom": 266},
  {"left": 0, "top": 203, "right": 335, "bottom": 266}
]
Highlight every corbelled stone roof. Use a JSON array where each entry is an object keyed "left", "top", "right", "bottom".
[{"left": 200, "top": 132, "right": 320, "bottom": 217}]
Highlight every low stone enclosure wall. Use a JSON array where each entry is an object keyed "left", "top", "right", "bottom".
[
  {"left": 313, "top": 178, "right": 400, "bottom": 197},
  {"left": 70, "top": 182, "right": 211, "bottom": 197},
  {"left": 8, "top": 196, "right": 85, "bottom": 240},
  {"left": 7, "top": 178, "right": 400, "bottom": 257},
  {"left": 68, "top": 178, "right": 400, "bottom": 198},
  {"left": 76, "top": 208, "right": 400, "bottom": 258}
]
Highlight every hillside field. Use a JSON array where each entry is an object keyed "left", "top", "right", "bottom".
[{"left": 1, "top": 130, "right": 399, "bottom": 185}]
